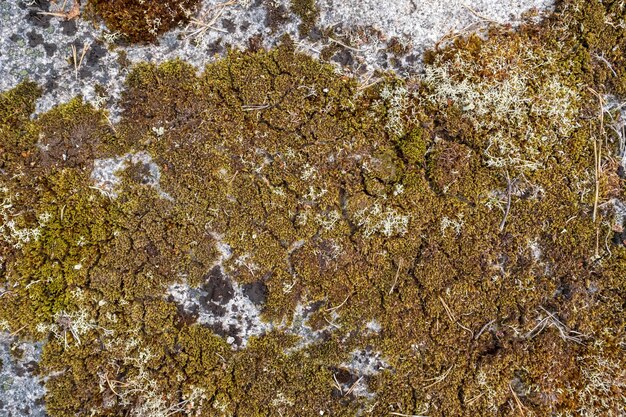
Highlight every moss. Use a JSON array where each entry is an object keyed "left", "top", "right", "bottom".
[
  {"left": 264, "top": 0, "right": 291, "bottom": 33},
  {"left": 0, "top": 81, "right": 40, "bottom": 128},
  {"left": 0, "top": 81, "right": 41, "bottom": 173},
  {"left": 290, "top": 0, "right": 319, "bottom": 37},
  {"left": 87, "top": 0, "right": 200, "bottom": 43},
  {"left": 396, "top": 126, "right": 427, "bottom": 165},
  {"left": 36, "top": 98, "right": 117, "bottom": 172},
  {"left": 553, "top": 0, "right": 626, "bottom": 96},
  {"left": 2, "top": 3, "right": 626, "bottom": 415}
]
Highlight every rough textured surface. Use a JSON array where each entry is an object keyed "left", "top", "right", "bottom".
[
  {"left": 0, "top": 0, "right": 553, "bottom": 118},
  {"left": 3, "top": 0, "right": 626, "bottom": 416},
  {"left": 318, "top": 0, "right": 553, "bottom": 61},
  {"left": 0, "top": 333, "right": 46, "bottom": 417}
]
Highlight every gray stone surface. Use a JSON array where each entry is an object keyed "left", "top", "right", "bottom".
[{"left": 0, "top": 333, "right": 46, "bottom": 417}]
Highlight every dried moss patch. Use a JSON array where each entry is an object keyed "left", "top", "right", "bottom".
[{"left": 87, "top": 0, "right": 200, "bottom": 43}]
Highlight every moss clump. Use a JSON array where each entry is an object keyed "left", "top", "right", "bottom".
[
  {"left": 290, "top": 0, "right": 319, "bottom": 36},
  {"left": 554, "top": 0, "right": 626, "bottom": 96},
  {"left": 396, "top": 126, "right": 428, "bottom": 165},
  {"left": 2, "top": 1, "right": 626, "bottom": 415},
  {"left": 87, "top": 0, "right": 200, "bottom": 43},
  {"left": 0, "top": 81, "right": 41, "bottom": 173}
]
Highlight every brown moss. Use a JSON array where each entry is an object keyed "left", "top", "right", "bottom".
[{"left": 87, "top": 0, "right": 200, "bottom": 43}]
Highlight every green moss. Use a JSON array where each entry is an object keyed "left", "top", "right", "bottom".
[
  {"left": 554, "top": 0, "right": 626, "bottom": 96},
  {"left": 290, "top": 0, "right": 319, "bottom": 36},
  {"left": 2, "top": 3, "right": 626, "bottom": 415},
  {"left": 396, "top": 126, "right": 427, "bottom": 165},
  {"left": 0, "top": 81, "right": 41, "bottom": 173},
  {"left": 0, "top": 81, "right": 40, "bottom": 127}
]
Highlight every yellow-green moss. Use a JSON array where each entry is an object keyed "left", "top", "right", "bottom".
[{"left": 290, "top": 0, "right": 319, "bottom": 36}]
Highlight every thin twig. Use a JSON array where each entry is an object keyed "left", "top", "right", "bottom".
[
  {"left": 499, "top": 169, "right": 511, "bottom": 231},
  {"left": 475, "top": 319, "right": 496, "bottom": 340},
  {"left": 526, "top": 307, "right": 587, "bottom": 344},
  {"left": 104, "top": 373, "right": 123, "bottom": 398},
  {"left": 332, "top": 373, "right": 342, "bottom": 394},
  {"left": 439, "top": 296, "right": 474, "bottom": 337},
  {"left": 104, "top": 114, "right": 117, "bottom": 135},
  {"left": 327, "top": 36, "right": 365, "bottom": 52},
  {"left": 77, "top": 42, "right": 88, "bottom": 70},
  {"left": 38, "top": 0, "right": 80, "bottom": 19},
  {"left": 71, "top": 42, "right": 90, "bottom": 80},
  {"left": 594, "top": 53, "right": 617, "bottom": 77},
  {"left": 460, "top": 2, "right": 499, "bottom": 24},
  {"left": 10, "top": 325, "right": 27, "bottom": 337},
  {"left": 424, "top": 365, "right": 454, "bottom": 389},
  {"left": 509, "top": 383, "right": 526, "bottom": 416},
  {"left": 344, "top": 376, "right": 363, "bottom": 397},
  {"left": 587, "top": 87, "right": 605, "bottom": 223},
  {"left": 357, "top": 73, "right": 382, "bottom": 91},
  {"left": 325, "top": 293, "right": 350, "bottom": 312},
  {"left": 466, "top": 392, "right": 484, "bottom": 406},
  {"left": 242, "top": 103, "right": 270, "bottom": 111},
  {"left": 388, "top": 259, "right": 403, "bottom": 295},
  {"left": 439, "top": 296, "right": 457, "bottom": 322},
  {"left": 183, "top": 0, "right": 237, "bottom": 40},
  {"left": 323, "top": 316, "right": 341, "bottom": 329}
]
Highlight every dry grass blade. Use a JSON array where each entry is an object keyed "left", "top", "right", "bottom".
[
  {"left": 332, "top": 373, "right": 342, "bottom": 394},
  {"left": 183, "top": 0, "right": 237, "bottom": 40},
  {"left": 344, "top": 376, "right": 363, "bottom": 397},
  {"left": 439, "top": 295, "right": 474, "bottom": 337},
  {"left": 423, "top": 365, "right": 454, "bottom": 389},
  {"left": 388, "top": 259, "right": 402, "bottom": 295},
  {"left": 466, "top": 392, "right": 484, "bottom": 406},
  {"left": 38, "top": 0, "right": 80, "bottom": 19},
  {"left": 475, "top": 319, "right": 496, "bottom": 340},
  {"left": 327, "top": 36, "right": 365, "bottom": 52},
  {"left": 10, "top": 325, "right": 26, "bottom": 337},
  {"left": 242, "top": 103, "right": 270, "bottom": 111},
  {"left": 325, "top": 293, "right": 350, "bottom": 312},
  {"left": 587, "top": 87, "right": 605, "bottom": 224},
  {"left": 71, "top": 42, "right": 90, "bottom": 80},
  {"left": 460, "top": 2, "right": 499, "bottom": 24},
  {"left": 509, "top": 383, "right": 526, "bottom": 416},
  {"left": 499, "top": 169, "right": 511, "bottom": 231},
  {"left": 526, "top": 306, "right": 587, "bottom": 344}
]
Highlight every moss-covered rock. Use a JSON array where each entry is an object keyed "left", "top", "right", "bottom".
[{"left": 1, "top": 1, "right": 626, "bottom": 415}]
